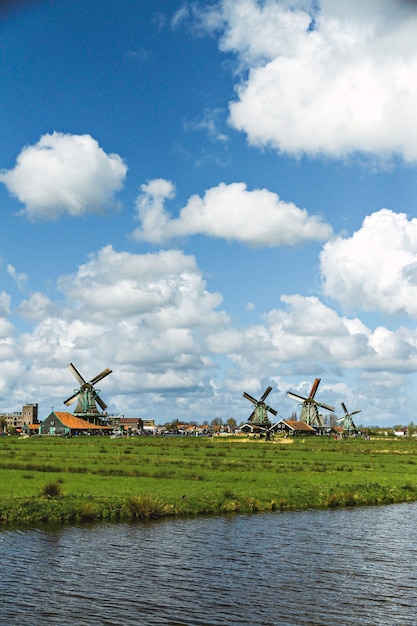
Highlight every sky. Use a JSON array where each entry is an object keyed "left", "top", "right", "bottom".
[{"left": 1, "top": 0, "right": 417, "bottom": 427}]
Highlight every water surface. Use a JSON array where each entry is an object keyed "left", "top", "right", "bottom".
[{"left": 1, "top": 503, "right": 415, "bottom": 625}]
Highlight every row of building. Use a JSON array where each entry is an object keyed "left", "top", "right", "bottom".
[
  {"left": 1, "top": 404, "right": 357, "bottom": 438},
  {"left": 0, "top": 405, "right": 156, "bottom": 436}
]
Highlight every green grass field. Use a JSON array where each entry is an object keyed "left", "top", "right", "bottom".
[{"left": 1, "top": 434, "right": 417, "bottom": 526}]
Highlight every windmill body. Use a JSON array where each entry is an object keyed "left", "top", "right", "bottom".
[
  {"left": 287, "top": 378, "right": 334, "bottom": 428},
  {"left": 242, "top": 386, "right": 278, "bottom": 438},
  {"left": 336, "top": 402, "right": 361, "bottom": 435},
  {"left": 64, "top": 363, "right": 112, "bottom": 425},
  {"left": 300, "top": 401, "right": 323, "bottom": 427}
]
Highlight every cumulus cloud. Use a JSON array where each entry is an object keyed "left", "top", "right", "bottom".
[
  {"left": 132, "top": 178, "right": 332, "bottom": 246},
  {"left": 320, "top": 209, "right": 417, "bottom": 317},
  {"left": 8, "top": 245, "right": 417, "bottom": 423},
  {"left": 0, "top": 291, "right": 16, "bottom": 368},
  {"left": 207, "top": 293, "right": 417, "bottom": 379},
  {"left": 15, "top": 246, "right": 229, "bottom": 408},
  {"left": 0, "top": 132, "right": 127, "bottom": 220},
  {"left": 199, "top": 0, "right": 417, "bottom": 161},
  {"left": 203, "top": 292, "right": 417, "bottom": 425},
  {"left": 0, "top": 291, "right": 11, "bottom": 317},
  {"left": 0, "top": 318, "right": 14, "bottom": 341},
  {"left": 56, "top": 245, "right": 227, "bottom": 327},
  {"left": 17, "top": 292, "right": 65, "bottom": 322},
  {"left": 0, "top": 361, "right": 26, "bottom": 400}
]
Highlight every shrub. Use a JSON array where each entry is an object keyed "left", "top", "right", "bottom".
[
  {"left": 220, "top": 499, "right": 241, "bottom": 513},
  {"left": 246, "top": 497, "right": 262, "bottom": 512},
  {"left": 77, "top": 502, "right": 98, "bottom": 522},
  {"left": 123, "top": 495, "right": 172, "bottom": 520},
  {"left": 41, "top": 481, "right": 64, "bottom": 498}
]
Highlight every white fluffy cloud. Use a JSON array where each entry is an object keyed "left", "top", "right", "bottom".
[
  {"left": 6, "top": 244, "right": 417, "bottom": 423},
  {"left": 320, "top": 209, "right": 417, "bottom": 317},
  {"left": 263, "top": 295, "right": 417, "bottom": 372},
  {"left": 0, "top": 291, "right": 19, "bottom": 404},
  {"left": 0, "top": 291, "right": 11, "bottom": 317},
  {"left": 16, "top": 246, "right": 228, "bottom": 412},
  {"left": 205, "top": 291, "right": 417, "bottom": 425},
  {"left": 0, "top": 132, "right": 127, "bottom": 220},
  {"left": 200, "top": 0, "right": 417, "bottom": 161},
  {"left": 132, "top": 178, "right": 332, "bottom": 246},
  {"left": 205, "top": 292, "right": 417, "bottom": 422},
  {"left": 207, "top": 293, "right": 417, "bottom": 373},
  {"left": 56, "top": 245, "right": 226, "bottom": 327},
  {"left": 0, "top": 291, "right": 14, "bottom": 341}
]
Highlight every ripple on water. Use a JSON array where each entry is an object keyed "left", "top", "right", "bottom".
[{"left": 1, "top": 504, "right": 417, "bottom": 625}]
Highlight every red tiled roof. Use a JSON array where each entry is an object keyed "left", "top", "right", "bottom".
[
  {"left": 282, "top": 420, "right": 316, "bottom": 432},
  {"left": 53, "top": 412, "right": 111, "bottom": 430}
]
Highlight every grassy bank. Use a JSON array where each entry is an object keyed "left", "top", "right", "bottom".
[{"left": 1, "top": 434, "right": 417, "bottom": 526}]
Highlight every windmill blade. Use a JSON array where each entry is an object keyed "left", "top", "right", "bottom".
[
  {"left": 243, "top": 392, "right": 258, "bottom": 405},
  {"left": 248, "top": 411, "right": 256, "bottom": 422},
  {"left": 316, "top": 400, "right": 335, "bottom": 412},
  {"left": 287, "top": 391, "right": 307, "bottom": 403},
  {"left": 260, "top": 386, "right": 273, "bottom": 402},
  {"left": 90, "top": 368, "right": 112, "bottom": 385},
  {"left": 68, "top": 362, "right": 86, "bottom": 385},
  {"left": 95, "top": 394, "right": 107, "bottom": 411},
  {"left": 341, "top": 401, "right": 348, "bottom": 416},
  {"left": 309, "top": 378, "right": 321, "bottom": 399},
  {"left": 350, "top": 409, "right": 362, "bottom": 417},
  {"left": 64, "top": 391, "right": 80, "bottom": 406},
  {"left": 267, "top": 406, "right": 278, "bottom": 416}
]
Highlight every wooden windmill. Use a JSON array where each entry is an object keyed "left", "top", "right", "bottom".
[
  {"left": 287, "top": 378, "right": 334, "bottom": 427},
  {"left": 336, "top": 402, "right": 361, "bottom": 435},
  {"left": 64, "top": 362, "right": 112, "bottom": 424},
  {"left": 242, "top": 386, "right": 278, "bottom": 438}
]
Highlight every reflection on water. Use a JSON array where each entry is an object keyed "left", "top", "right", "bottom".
[{"left": 1, "top": 503, "right": 416, "bottom": 625}]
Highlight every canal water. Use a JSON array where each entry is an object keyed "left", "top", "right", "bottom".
[{"left": 1, "top": 503, "right": 416, "bottom": 625}]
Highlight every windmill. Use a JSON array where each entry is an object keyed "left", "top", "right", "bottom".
[
  {"left": 64, "top": 362, "right": 112, "bottom": 423},
  {"left": 336, "top": 402, "right": 361, "bottom": 435},
  {"left": 287, "top": 378, "right": 334, "bottom": 427},
  {"left": 242, "top": 386, "right": 278, "bottom": 438}
]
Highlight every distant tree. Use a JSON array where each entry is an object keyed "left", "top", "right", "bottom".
[
  {"left": 328, "top": 413, "right": 338, "bottom": 427},
  {"left": 0, "top": 416, "right": 6, "bottom": 433},
  {"left": 211, "top": 417, "right": 223, "bottom": 427},
  {"left": 164, "top": 419, "right": 180, "bottom": 433},
  {"left": 226, "top": 417, "right": 237, "bottom": 432}
]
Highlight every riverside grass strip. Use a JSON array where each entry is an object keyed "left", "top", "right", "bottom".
[{"left": 1, "top": 435, "right": 417, "bottom": 525}]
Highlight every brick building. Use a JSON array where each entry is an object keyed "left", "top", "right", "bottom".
[{"left": 0, "top": 404, "right": 39, "bottom": 431}]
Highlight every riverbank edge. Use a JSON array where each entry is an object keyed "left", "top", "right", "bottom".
[{"left": 2, "top": 484, "right": 417, "bottom": 528}]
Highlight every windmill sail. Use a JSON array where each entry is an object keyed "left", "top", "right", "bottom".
[
  {"left": 287, "top": 378, "right": 334, "bottom": 427},
  {"left": 64, "top": 363, "right": 112, "bottom": 422}
]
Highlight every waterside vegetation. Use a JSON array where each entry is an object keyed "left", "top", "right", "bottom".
[{"left": 1, "top": 435, "right": 417, "bottom": 526}]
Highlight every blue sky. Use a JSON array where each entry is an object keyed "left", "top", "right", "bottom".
[{"left": 1, "top": 0, "right": 417, "bottom": 427}]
